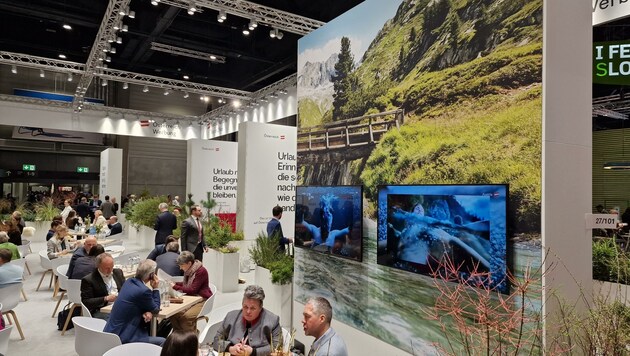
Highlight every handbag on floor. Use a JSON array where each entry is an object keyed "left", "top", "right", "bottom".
[{"left": 57, "top": 303, "right": 81, "bottom": 331}]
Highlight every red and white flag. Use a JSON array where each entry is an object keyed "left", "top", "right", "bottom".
[
  {"left": 140, "top": 120, "right": 150, "bottom": 127},
  {"left": 280, "top": 135, "right": 285, "bottom": 140}
]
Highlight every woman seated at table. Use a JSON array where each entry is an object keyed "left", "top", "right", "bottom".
[
  {"left": 170, "top": 251, "right": 213, "bottom": 332},
  {"left": 65, "top": 210, "right": 81, "bottom": 231},
  {"left": 213, "top": 285, "right": 282, "bottom": 356},
  {"left": 47, "top": 225, "right": 76, "bottom": 259}
]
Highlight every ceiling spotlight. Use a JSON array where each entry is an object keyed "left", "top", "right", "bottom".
[
  {"left": 102, "top": 79, "right": 108, "bottom": 86},
  {"left": 183, "top": 75, "right": 189, "bottom": 80},
  {"left": 62, "top": 23, "right": 72, "bottom": 30},
  {"left": 242, "top": 27, "right": 250, "bottom": 36},
  {"left": 151, "top": 0, "right": 159, "bottom": 5},
  {"left": 39, "top": 69, "right": 45, "bottom": 78},
  {"left": 113, "top": 22, "right": 121, "bottom": 30},
  {"left": 269, "top": 92, "right": 278, "bottom": 98},
  {"left": 143, "top": 85, "right": 149, "bottom": 93},
  {"left": 200, "top": 95, "right": 205, "bottom": 101},
  {"left": 279, "top": 89, "right": 288, "bottom": 94},
  {"left": 122, "top": 82, "right": 128, "bottom": 89},
  {"left": 116, "top": 36, "right": 122, "bottom": 44},
  {"left": 11, "top": 65, "right": 17, "bottom": 74},
  {"left": 105, "top": 56, "right": 112, "bottom": 62},
  {"left": 232, "top": 100, "right": 241, "bottom": 108},
  {"left": 122, "top": 25, "right": 128, "bottom": 32},
  {"left": 188, "top": 2, "right": 196, "bottom": 15},
  {"left": 248, "top": 19, "right": 258, "bottom": 30},
  {"left": 276, "top": 31, "right": 283, "bottom": 40},
  {"left": 218, "top": 10, "right": 226, "bottom": 22},
  {"left": 110, "top": 47, "right": 117, "bottom": 54},
  {"left": 209, "top": 55, "right": 217, "bottom": 60},
  {"left": 203, "top": 96, "right": 210, "bottom": 103},
  {"left": 218, "top": 98, "right": 224, "bottom": 104},
  {"left": 128, "top": 10, "right": 135, "bottom": 19},
  {"left": 102, "top": 44, "right": 110, "bottom": 52},
  {"left": 183, "top": 92, "right": 189, "bottom": 98},
  {"left": 102, "top": 63, "right": 108, "bottom": 69},
  {"left": 164, "top": 89, "right": 171, "bottom": 96},
  {"left": 67, "top": 73, "right": 73, "bottom": 82},
  {"left": 270, "top": 29, "right": 276, "bottom": 38},
  {"left": 107, "top": 36, "right": 115, "bottom": 43}
]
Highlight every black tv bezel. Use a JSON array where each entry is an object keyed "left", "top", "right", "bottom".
[
  {"left": 375, "top": 183, "right": 511, "bottom": 294},
  {"left": 294, "top": 184, "right": 364, "bottom": 262}
]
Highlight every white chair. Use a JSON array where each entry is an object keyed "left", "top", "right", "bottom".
[
  {"left": 51, "top": 256, "right": 70, "bottom": 298},
  {"left": 17, "top": 242, "right": 31, "bottom": 275},
  {"left": 60, "top": 279, "right": 83, "bottom": 335},
  {"left": 198, "top": 320, "right": 221, "bottom": 346},
  {"left": 0, "top": 283, "right": 24, "bottom": 339},
  {"left": 103, "top": 342, "right": 162, "bottom": 356},
  {"left": 157, "top": 268, "right": 184, "bottom": 283},
  {"left": 0, "top": 325, "right": 13, "bottom": 356},
  {"left": 52, "top": 264, "right": 70, "bottom": 317},
  {"left": 107, "top": 239, "right": 124, "bottom": 246},
  {"left": 10, "top": 258, "right": 28, "bottom": 301},
  {"left": 105, "top": 245, "right": 125, "bottom": 258},
  {"left": 73, "top": 316, "right": 121, "bottom": 356},
  {"left": 36, "top": 250, "right": 54, "bottom": 291},
  {"left": 196, "top": 283, "right": 218, "bottom": 326},
  {"left": 281, "top": 327, "right": 292, "bottom": 352},
  {"left": 81, "top": 302, "right": 92, "bottom": 318}
]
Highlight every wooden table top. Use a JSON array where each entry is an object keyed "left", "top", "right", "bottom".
[{"left": 100, "top": 295, "right": 203, "bottom": 318}]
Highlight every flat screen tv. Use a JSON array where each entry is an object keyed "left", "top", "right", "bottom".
[
  {"left": 377, "top": 184, "right": 509, "bottom": 293},
  {"left": 295, "top": 185, "right": 363, "bottom": 261}
]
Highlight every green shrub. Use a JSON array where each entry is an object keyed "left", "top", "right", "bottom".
[
  {"left": 127, "top": 196, "right": 164, "bottom": 228},
  {"left": 204, "top": 215, "right": 243, "bottom": 249},
  {"left": 592, "top": 238, "right": 630, "bottom": 284},
  {"left": 249, "top": 231, "right": 294, "bottom": 285},
  {"left": 34, "top": 200, "right": 61, "bottom": 221}
]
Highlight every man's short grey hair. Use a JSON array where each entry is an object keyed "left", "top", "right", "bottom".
[
  {"left": 159, "top": 202, "right": 168, "bottom": 210},
  {"left": 0, "top": 231, "right": 8, "bottom": 243},
  {"left": 136, "top": 259, "right": 157, "bottom": 281},
  {"left": 307, "top": 297, "right": 333, "bottom": 324},
  {"left": 176, "top": 250, "right": 195, "bottom": 265},
  {"left": 109, "top": 215, "right": 118, "bottom": 222},
  {"left": 95, "top": 252, "right": 113, "bottom": 267},
  {"left": 166, "top": 241, "right": 179, "bottom": 253},
  {"left": 243, "top": 285, "right": 265, "bottom": 306}
]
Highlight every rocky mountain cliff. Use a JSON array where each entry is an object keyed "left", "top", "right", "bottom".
[{"left": 298, "top": 53, "right": 338, "bottom": 89}]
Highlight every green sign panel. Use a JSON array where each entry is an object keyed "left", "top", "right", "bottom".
[
  {"left": 22, "top": 164, "right": 36, "bottom": 171},
  {"left": 77, "top": 167, "right": 89, "bottom": 173},
  {"left": 594, "top": 40, "right": 630, "bottom": 85}
]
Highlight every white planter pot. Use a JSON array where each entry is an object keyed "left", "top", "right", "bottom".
[
  {"left": 593, "top": 280, "right": 630, "bottom": 305},
  {"left": 138, "top": 225, "right": 155, "bottom": 250},
  {"left": 26, "top": 220, "right": 51, "bottom": 242},
  {"left": 204, "top": 249, "right": 240, "bottom": 293},
  {"left": 204, "top": 249, "right": 219, "bottom": 284},
  {"left": 119, "top": 213, "right": 127, "bottom": 231},
  {"left": 255, "top": 266, "right": 292, "bottom": 328},
  {"left": 128, "top": 225, "right": 138, "bottom": 241}
]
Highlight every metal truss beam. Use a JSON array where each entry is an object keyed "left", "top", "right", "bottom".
[
  {"left": 159, "top": 0, "right": 204, "bottom": 12},
  {"left": 0, "top": 51, "right": 85, "bottom": 74},
  {"left": 73, "top": 0, "right": 132, "bottom": 111},
  {"left": 150, "top": 42, "right": 226, "bottom": 63},
  {"left": 168, "top": 0, "right": 324, "bottom": 35},
  {"left": 200, "top": 73, "right": 295, "bottom": 121}
]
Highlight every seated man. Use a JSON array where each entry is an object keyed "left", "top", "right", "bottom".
[
  {"left": 66, "top": 236, "right": 97, "bottom": 278},
  {"left": 80, "top": 253, "right": 125, "bottom": 319},
  {"left": 104, "top": 259, "right": 164, "bottom": 346},
  {"left": 0, "top": 232, "right": 20, "bottom": 260},
  {"left": 213, "top": 285, "right": 281, "bottom": 355},
  {"left": 71, "top": 244, "right": 105, "bottom": 280},
  {"left": 0, "top": 248, "right": 23, "bottom": 287},
  {"left": 302, "top": 297, "right": 348, "bottom": 356},
  {"left": 156, "top": 241, "right": 182, "bottom": 277},
  {"left": 107, "top": 216, "right": 123, "bottom": 236},
  {"left": 146, "top": 235, "right": 178, "bottom": 261}
]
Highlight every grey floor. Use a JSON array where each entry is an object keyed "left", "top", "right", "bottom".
[{"left": 4, "top": 231, "right": 250, "bottom": 356}]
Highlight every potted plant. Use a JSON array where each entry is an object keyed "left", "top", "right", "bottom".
[
  {"left": 126, "top": 196, "right": 164, "bottom": 248},
  {"left": 204, "top": 214, "right": 244, "bottom": 293},
  {"left": 34, "top": 199, "right": 61, "bottom": 230}
]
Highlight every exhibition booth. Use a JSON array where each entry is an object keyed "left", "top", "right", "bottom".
[{"left": 0, "top": 0, "right": 610, "bottom": 354}]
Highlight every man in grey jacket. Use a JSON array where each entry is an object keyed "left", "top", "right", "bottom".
[{"left": 302, "top": 297, "right": 348, "bottom": 356}]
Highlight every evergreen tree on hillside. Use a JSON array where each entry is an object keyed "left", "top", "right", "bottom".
[{"left": 332, "top": 37, "right": 354, "bottom": 121}]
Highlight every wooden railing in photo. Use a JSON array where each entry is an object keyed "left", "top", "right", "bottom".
[{"left": 297, "top": 108, "right": 404, "bottom": 153}]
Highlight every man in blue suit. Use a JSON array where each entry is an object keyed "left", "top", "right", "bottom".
[
  {"left": 104, "top": 259, "right": 164, "bottom": 346},
  {"left": 154, "top": 203, "right": 177, "bottom": 246},
  {"left": 266, "top": 206, "right": 293, "bottom": 252}
]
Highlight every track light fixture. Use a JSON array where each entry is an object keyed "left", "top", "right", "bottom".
[
  {"left": 183, "top": 75, "right": 190, "bottom": 80},
  {"left": 108, "top": 36, "right": 115, "bottom": 43},
  {"left": 163, "top": 89, "right": 170, "bottom": 96},
  {"left": 242, "top": 27, "right": 250, "bottom": 36},
  {"left": 218, "top": 10, "right": 226, "bottom": 22},
  {"left": 102, "top": 79, "right": 108, "bottom": 86},
  {"left": 248, "top": 19, "right": 258, "bottom": 30},
  {"left": 63, "top": 24, "right": 72, "bottom": 30},
  {"left": 122, "top": 82, "right": 128, "bottom": 89},
  {"left": 143, "top": 85, "right": 149, "bottom": 93},
  {"left": 102, "top": 44, "right": 111, "bottom": 52},
  {"left": 39, "top": 69, "right": 45, "bottom": 78},
  {"left": 67, "top": 73, "right": 73, "bottom": 82},
  {"left": 119, "top": 7, "right": 127, "bottom": 16},
  {"left": 276, "top": 30, "right": 284, "bottom": 40},
  {"left": 151, "top": 0, "right": 159, "bottom": 5},
  {"left": 188, "top": 2, "right": 196, "bottom": 15},
  {"left": 105, "top": 56, "right": 112, "bottom": 62},
  {"left": 116, "top": 36, "right": 122, "bottom": 44},
  {"left": 269, "top": 28, "right": 283, "bottom": 39},
  {"left": 11, "top": 65, "right": 17, "bottom": 74},
  {"left": 113, "top": 22, "right": 121, "bottom": 30},
  {"left": 183, "top": 92, "right": 189, "bottom": 98},
  {"left": 128, "top": 10, "right": 135, "bottom": 19},
  {"left": 110, "top": 47, "right": 117, "bottom": 54},
  {"left": 122, "top": 25, "right": 128, "bottom": 32}
]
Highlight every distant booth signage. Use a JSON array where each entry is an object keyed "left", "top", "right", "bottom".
[{"left": 594, "top": 40, "right": 630, "bottom": 84}]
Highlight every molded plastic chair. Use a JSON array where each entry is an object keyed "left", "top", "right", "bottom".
[
  {"left": 81, "top": 302, "right": 92, "bottom": 318},
  {"left": 196, "top": 283, "right": 218, "bottom": 326},
  {"left": 157, "top": 268, "right": 184, "bottom": 283},
  {"left": 103, "top": 342, "right": 162, "bottom": 356},
  {"left": 281, "top": 327, "right": 292, "bottom": 352},
  {"left": 17, "top": 241, "right": 31, "bottom": 275},
  {"left": 36, "top": 250, "right": 54, "bottom": 291},
  {"left": 51, "top": 256, "right": 71, "bottom": 298},
  {"left": 52, "top": 264, "right": 70, "bottom": 317},
  {"left": 198, "top": 320, "right": 221, "bottom": 345},
  {"left": 0, "top": 324, "right": 13, "bottom": 356},
  {"left": 61, "top": 278, "right": 83, "bottom": 335},
  {"left": 0, "top": 283, "right": 25, "bottom": 339},
  {"left": 73, "top": 316, "right": 121, "bottom": 356},
  {"left": 10, "top": 258, "right": 28, "bottom": 301}
]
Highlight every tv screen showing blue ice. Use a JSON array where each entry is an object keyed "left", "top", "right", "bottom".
[
  {"left": 295, "top": 186, "right": 363, "bottom": 261},
  {"left": 377, "top": 184, "right": 509, "bottom": 293}
]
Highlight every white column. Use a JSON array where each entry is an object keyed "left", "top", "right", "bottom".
[{"left": 100, "top": 148, "right": 123, "bottom": 203}]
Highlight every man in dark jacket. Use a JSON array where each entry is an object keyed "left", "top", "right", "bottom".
[
  {"left": 80, "top": 253, "right": 125, "bottom": 319},
  {"left": 154, "top": 203, "right": 177, "bottom": 246}
]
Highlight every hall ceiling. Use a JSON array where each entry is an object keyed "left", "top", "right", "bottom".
[{"left": 0, "top": 0, "right": 363, "bottom": 97}]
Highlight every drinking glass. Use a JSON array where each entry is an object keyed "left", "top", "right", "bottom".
[{"left": 199, "top": 343, "right": 211, "bottom": 356}]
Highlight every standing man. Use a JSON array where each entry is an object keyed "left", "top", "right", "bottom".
[
  {"left": 302, "top": 297, "right": 348, "bottom": 356},
  {"left": 80, "top": 253, "right": 125, "bottom": 319},
  {"left": 154, "top": 203, "right": 177, "bottom": 246},
  {"left": 266, "top": 206, "right": 293, "bottom": 252},
  {"left": 180, "top": 205, "right": 207, "bottom": 261},
  {"left": 100, "top": 195, "right": 115, "bottom": 219},
  {"left": 75, "top": 197, "right": 90, "bottom": 221}
]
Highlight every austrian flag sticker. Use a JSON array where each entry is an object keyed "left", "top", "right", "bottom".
[
  {"left": 280, "top": 135, "right": 285, "bottom": 140},
  {"left": 140, "top": 120, "right": 150, "bottom": 127}
]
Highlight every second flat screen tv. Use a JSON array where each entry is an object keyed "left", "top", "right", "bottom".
[
  {"left": 295, "top": 186, "right": 363, "bottom": 261},
  {"left": 377, "top": 184, "right": 509, "bottom": 293}
]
